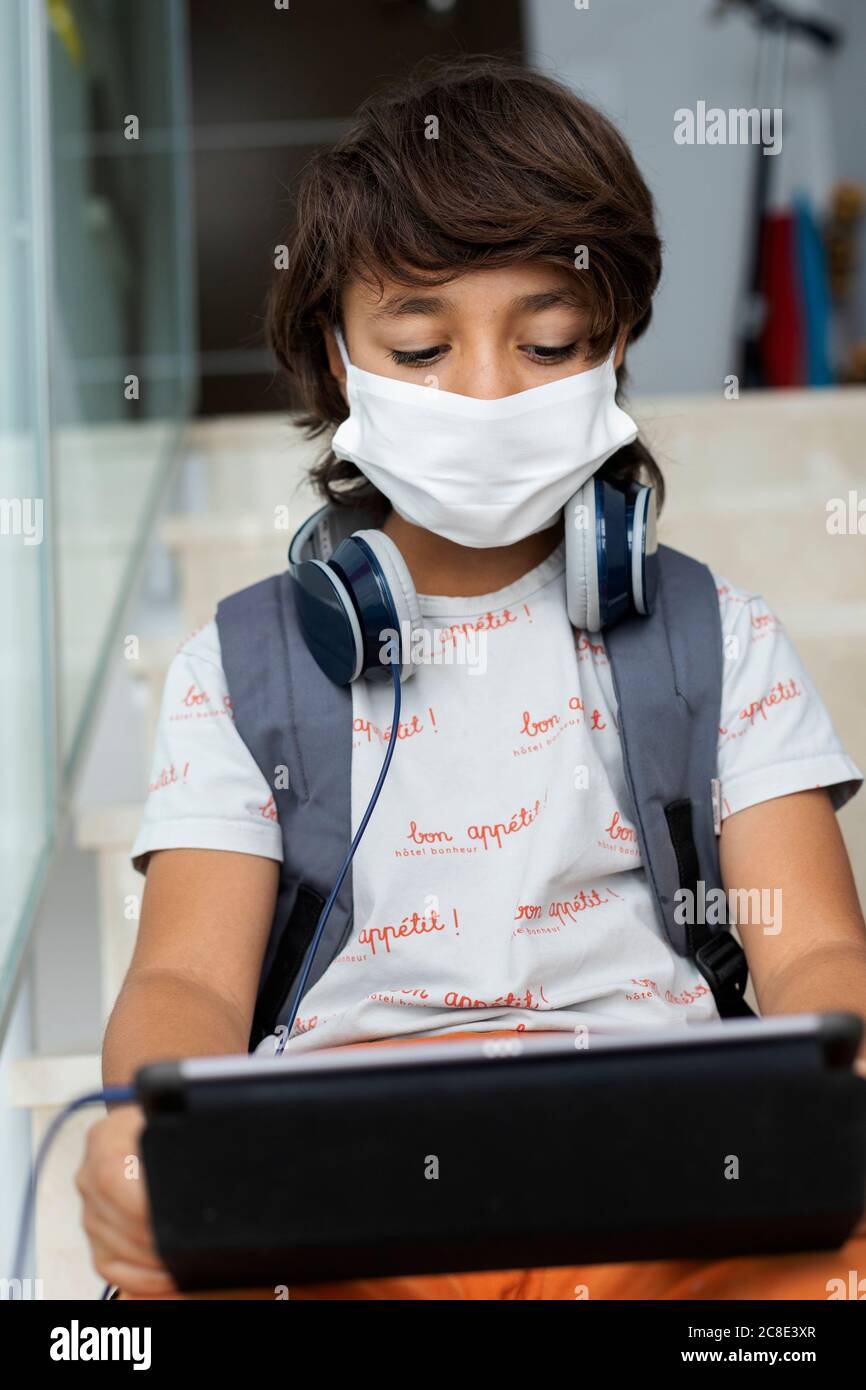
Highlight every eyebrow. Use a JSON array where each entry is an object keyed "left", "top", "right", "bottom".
[
  {"left": 370, "top": 293, "right": 454, "bottom": 320},
  {"left": 512, "top": 290, "right": 588, "bottom": 314},
  {"left": 370, "top": 287, "right": 588, "bottom": 321}
]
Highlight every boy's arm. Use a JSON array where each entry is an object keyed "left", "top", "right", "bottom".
[
  {"left": 102, "top": 847, "right": 279, "bottom": 1089},
  {"left": 719, "top": 788, "right": 866, "bottom": 1064}
]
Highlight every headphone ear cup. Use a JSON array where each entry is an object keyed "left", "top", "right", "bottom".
[
  {"left": 565, "top": 479, "right": 602, "bottom": 633},
  {"left": 351, "top": 529, "right": 422, "bottom": 683},
  {"left": 629, "top": 484, "right": 658, "bottom": 616},
  {"left": 291, "top": 557, "right": 366, "bottom": 686}
]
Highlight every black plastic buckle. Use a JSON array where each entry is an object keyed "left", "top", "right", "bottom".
[{"left": 694, "top": 931, "right": 755, "bottom": 1018}]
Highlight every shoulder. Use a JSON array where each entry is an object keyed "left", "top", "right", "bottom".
[
  {"left": 215, "top": 573, "right": 287, "bottom": 627},
  {"left": 165, "top": 619, "right": 231, "bottom": 696},
  {"left": 169, "top": 584, "right": 291, "bottom": 677},
  {"left": 655, "top": 548, "right": 760, "bottom": 622},
  {"left": 154, "top": 619, "right": 234, "bottom": 720},
  {"left": 655, "top": 551, "right": 780, "bottom": 652},
  {"left": 711, "top": 572, "right": 775, "bottom": 618},
  {"left": 173, "top": 618, "right": 225, "bottom": 671},
  {"left": 709, "top": 571, "right": 787, "bottom": 658}
]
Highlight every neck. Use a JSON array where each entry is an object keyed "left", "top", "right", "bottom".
[{"left": 381, "top": 509, "right": 563, "bottom": 597}]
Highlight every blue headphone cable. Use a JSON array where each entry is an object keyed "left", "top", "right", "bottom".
[
  {"left": 275, "top": 657, "right": 401, "bottom": 1053},
  {"left": 9, "top": 1085, "right": 135, "bottom": 1300},
  {"left": 11, "top": 638, "right": 404, "bottom": 1297}
]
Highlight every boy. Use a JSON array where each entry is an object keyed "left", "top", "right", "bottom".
[{"left": 80, "top": 57, "right": 866, "bottom": 1301}]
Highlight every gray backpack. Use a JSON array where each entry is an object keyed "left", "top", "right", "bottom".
[{"left": 216, "top": 510, "right": 754, "bottom": 1050}]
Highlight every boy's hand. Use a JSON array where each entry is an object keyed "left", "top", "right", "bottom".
[{"left": 75, "top": 1103, "right": 178, "bottom": 1297}]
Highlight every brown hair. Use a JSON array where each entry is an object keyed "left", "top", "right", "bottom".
[{"left": 266, "top": 54, "right": 664, "bottom": 516}]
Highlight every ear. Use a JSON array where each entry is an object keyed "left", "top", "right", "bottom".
[{"left": 321, "top": 322, "right": 348, "bottom": 405}]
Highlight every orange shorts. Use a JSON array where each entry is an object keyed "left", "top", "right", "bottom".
[{"left": 120, "top": 1028, "right": 866, "bottom": 1301}]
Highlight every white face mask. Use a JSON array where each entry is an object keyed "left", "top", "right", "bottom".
[{"left": 330, "top": 327, "right": 638, "bottom": 549}]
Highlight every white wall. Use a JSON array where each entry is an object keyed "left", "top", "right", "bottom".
[{"left": 524, "top": 0, "right": 862, "bottom": 394}]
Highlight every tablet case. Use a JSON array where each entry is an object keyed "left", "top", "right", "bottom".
[{"left": 138, "top": 1016, "right": 866, "bottom": 1290}]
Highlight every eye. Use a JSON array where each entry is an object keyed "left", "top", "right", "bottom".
[
  {"left": 523, "top": 342, "right": 582, "bottom": 364},
  {"left": 388, "top": 346, "right": 447, "bottom": 367}
]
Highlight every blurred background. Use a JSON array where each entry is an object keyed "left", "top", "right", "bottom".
[{"left": 1, "top": 0, "right": 864, "bottom": 1294}]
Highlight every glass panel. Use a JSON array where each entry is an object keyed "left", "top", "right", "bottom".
[
  {"left": 48, "top": 0, "right": 195, "bottom": 772},
  {"left": 0, "top": 0, "right": 54, "bottom": 1020},
  {"left": 0, "top": 0, "right": 193, "bottom": 1028}
]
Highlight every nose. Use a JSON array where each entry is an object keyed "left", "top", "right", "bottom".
[{"left": 448, "top": 339, "right": 524, "bottom": 399}]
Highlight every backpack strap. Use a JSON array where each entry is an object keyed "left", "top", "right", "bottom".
[
  {"left": 216, "top": 571, "right": 355, "bottom": 1050},
  {"left": 604, "top": 544, "right": 755, "bottom": 1019}
]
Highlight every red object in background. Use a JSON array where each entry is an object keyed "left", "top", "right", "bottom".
[{"left": 757, "top": 211, "right": 805, "bottom": 387}]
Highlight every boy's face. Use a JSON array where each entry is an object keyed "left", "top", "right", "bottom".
[{"left": 325, "top": 261, "right": 627, "bottom": 402}]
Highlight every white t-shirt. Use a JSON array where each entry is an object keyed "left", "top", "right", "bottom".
[{"left": 131, "top": 538, "right": 862, "bottom": 1055}]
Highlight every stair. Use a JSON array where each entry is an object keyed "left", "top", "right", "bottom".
[{"left": 20, "top": 394, "right": 866, "bottom": 1294}]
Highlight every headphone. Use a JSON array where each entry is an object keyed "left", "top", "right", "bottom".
[{"left": 289, "top": 476, "right": 658, "bottom": 687}]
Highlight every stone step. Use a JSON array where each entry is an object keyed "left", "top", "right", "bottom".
[{"left": 8, "top": 1053, "right": 106, "bottom": 1300}]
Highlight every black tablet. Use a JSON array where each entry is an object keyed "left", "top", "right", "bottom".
[{"left": 137, "top": 1012, "right": 866, "bottom": 1290}]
